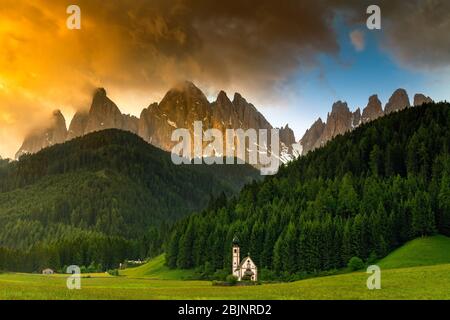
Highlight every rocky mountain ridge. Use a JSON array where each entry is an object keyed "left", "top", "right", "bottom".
[
  {"left": 16, "top": 82, "right": 296, "bottom": 162},
  {"left": 299, "top": 89, "right": 434, "bottom": 155}
]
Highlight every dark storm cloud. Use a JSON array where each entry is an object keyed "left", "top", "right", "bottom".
[
  {"left": 73, "top": 0, "right": 450, "bottom": 92},
  {"left": 0, "top": 0, "right": 342, "bottom": 157},
  {"left": 1, "top": 0, "right": 449, "bottom": 158},
  {"left": 336, "top": 0, "right": 450, "bottom": 69},
  {"left": 73, "top": 0, "right": 341, "bottom": 93},
  {"left": 381, "top": 0, "right": 450, "bottom": 69}
]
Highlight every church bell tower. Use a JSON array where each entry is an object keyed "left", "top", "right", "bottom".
[{"left": 232, "top": 236, "right": 240, "bottom": 277}]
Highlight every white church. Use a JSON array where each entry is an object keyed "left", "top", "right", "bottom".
[{"left": 232, "top": 236, "right": 258, "bottom": 282}]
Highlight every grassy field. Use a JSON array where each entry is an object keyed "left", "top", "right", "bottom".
[
  {"left": 378, "top": 235, "right": 450, "bottom": 269},
  {"left": 1, "top": 236, "right": 450, "bottom": 300},
  {"left": 1, "top": 264, "right": 450, "bottom": 300},
  {"left": 120, "top": 254, "right": 197, "bottom": 280}
]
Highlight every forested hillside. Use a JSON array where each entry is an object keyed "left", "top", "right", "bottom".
[
  {"left": 167, "top": 102, "right": 450, "bottom": 279},
  {"left": 0, "top": 129, "right": 259, "bottom": 272}
]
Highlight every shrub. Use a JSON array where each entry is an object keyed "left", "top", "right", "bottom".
[
  {"left": 348, "top": 257, "right": 365, "bottom": 271},
  {"left": 107, "top": 269, "right": 120, "bottom": 276},
  {"left": 193, "top": 267, "right": 207, "bottom": 280},
  {"left": 213, "top": 269, "right": 229, "bottom": 282},
  {"left": 260, "top": 268, "right": 276, "bottom": 281},
  {"left": 80, "top": 266, "right": 88, "bottom": 274},
  {"left": 225, "top": 275, "right": 238, "bottom": 285}
]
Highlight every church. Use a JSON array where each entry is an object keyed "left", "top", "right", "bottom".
[{"left": 232, "top": 236, "right": 258, "bottom": 282}]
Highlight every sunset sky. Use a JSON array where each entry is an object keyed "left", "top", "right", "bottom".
[{"left": 1, "top": 0, "right": 449, "bottom": 158}]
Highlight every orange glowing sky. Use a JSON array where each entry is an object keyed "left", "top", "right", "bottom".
[
  {"left": 1, "top": 1, "right": 449, "bottom": 159},
  {"left": 0, "top": 0, "right": 339, "bottom": 158}
]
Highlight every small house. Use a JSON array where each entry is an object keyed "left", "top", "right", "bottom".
[{"left": 42, "top": 268, "right": 54, "bottom": 275}]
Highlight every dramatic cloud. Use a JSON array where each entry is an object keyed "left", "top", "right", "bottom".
[
  {"left": 0, "top": 0, "right": 449, "bottom": 158},
  {"left": 0, "top": 0, "right": 341, "bottom": 157},
  {"left": 338, "top": 0, "right": 450, "bottom": 69},
  {"left": 350, "top": 30, "right": 365, "bottom": 51},
  {"left": 380, "top": 0, "right": 450, "bottom": 70}
]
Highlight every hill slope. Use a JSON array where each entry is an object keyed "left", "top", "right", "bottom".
[
  {"left": 167, "top": 102, "right": 450, "bottom": 276},
  {"left": 120, "top": 255, "right": 196, "bottom": 280},
  {"left": 122, "top": 235, "right": 450, "bottom": 281},
  {"left": 378, "top": 235, "right": 450, "bottom": 269},
  {"left": 0, "top": 129, "right": 259, "bottom": 272}
]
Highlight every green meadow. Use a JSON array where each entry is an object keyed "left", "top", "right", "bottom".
[
  {"left": 120, "top": 254, "right": 198, "bottom": 280},
  {"left": 377, "top": 235, "right": 450, "bottom": 269},
  {"left": 1, "top": 236, "right": 450, "bottom": 300}
]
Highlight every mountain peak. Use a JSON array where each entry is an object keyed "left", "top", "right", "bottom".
[
  {"left": 84, "top": 87, "right": 125, "bottom": 135},
  {"left": 362, "top": 94, "right": 383, "bottom": 123},
  {"left": 385, "top": 88, "right": 410, "bottom": 114},
  {"left": 299, "top": 89, "right": 435, "bottom": 157},
  {"left": 279, "top": 124, "right": 296, "bottom": 153},
  {"left": 315, "top": 118, "right": 324, "bottom": 125},
  {"left": 393, "top": 88, "right": 408, "bottom": 95},
  {"left": 15, "top": 109, "right": 68, "bottom": 159},
  {"left": 94, "top": 87, "right": 107, "bottom": 98},
  {"left": 352, "top": 108, "right": 361, "bottom": 127},
  {"left": 52, "top": 109, "right": 63, "bottom": 116},
  {"left": 90, "top": 88, "right": 111, "bottom": 112},
  {"left": 181, "top": 80, "right": 196, "bottom": 88},
  {"left": 51, "top": 109, "right": 67, "bottom": 129},
  {"left": 331, "top": 101, "right": 350, "bottom": 114},
  {"left": 67, "top": 110, "right": 89, "bottom": 141},
  {"left": 216, "top": 90, "right": 231, "bottom": 104},
  {"left": 169, "top": 80, "right": 201, "bottom": 93},
  {"left": 299, "top": 117, "right": 326, "bottom": 155},
  {"left": 233, "top": 92, "right": 247, "bottom": 105},
  {"left": 414, "top": 93, "right": 433, "bottom": 106}
]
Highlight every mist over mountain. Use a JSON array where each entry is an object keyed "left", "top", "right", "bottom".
[
  {"left": 15, "top": 110, "right": 68, "bottom": 159},
  {"left": 16, "top": 82, "right": 297, "bottom": 163},
  {"left": 16, "top": 83, "right": 437, "bottom": 168}
]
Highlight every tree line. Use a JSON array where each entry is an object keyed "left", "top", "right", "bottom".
[
  {"left": 166, "top": 103, "right": 450, "bottom": 279},
  {"left": 0, "top": 129, "right": 258, "bottom": 272}
]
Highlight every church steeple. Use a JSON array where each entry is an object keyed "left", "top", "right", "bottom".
[
  {"left": 230, "top": 235, "right": 258, "bottom": 282},
  {"left": 232, "top": 235, "right": 240, "bottom": 277}
]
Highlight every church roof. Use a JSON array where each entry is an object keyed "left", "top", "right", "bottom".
[{"left": 239, "top": 256, "right": 257, "bottom": 268}]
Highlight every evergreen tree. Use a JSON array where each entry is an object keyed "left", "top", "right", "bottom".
[
  {"left": 438, "top": 173, "right": 450, "bottom": 235},
  {"left": 411, "top": 191, "right": 436, "bottom": 237}
]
